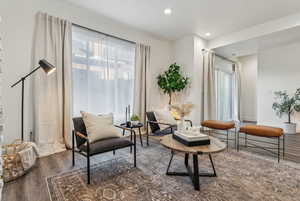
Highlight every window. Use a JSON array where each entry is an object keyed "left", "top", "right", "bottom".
[
  {"left": 215, "top": 57, "right": 235, "bottom": 121},
  {"left": 72, "top": 26, "right": 135, "bottom": 123}
]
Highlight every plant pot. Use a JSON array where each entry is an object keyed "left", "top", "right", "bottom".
[{"left": 283, "top": 122, "right": 297, "bottom": 134}]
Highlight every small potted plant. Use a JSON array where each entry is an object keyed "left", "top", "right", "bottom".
[
  {"left": 272, "top": 88, "right": 300, "bottom": 134},
  {"left": 130, "top": 114, "right": 140, "bottom": 126}
]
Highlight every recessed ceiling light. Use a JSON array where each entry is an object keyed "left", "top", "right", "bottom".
[
  {"left": 205, "top": 32, "right": 211, "bottom": 36},
  {"left": 164, "top": 8, "right": 172, "bottom": 15}
]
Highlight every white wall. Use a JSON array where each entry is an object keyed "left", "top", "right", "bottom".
[
  {"left": 173, "top": 36, "right": 195, "bottom": 75},
  {"left": 209, "top": 12, "right": 300, "bottom": 49},
  {"left": 172, "top": 35, "right": 208, "bottom": 124},
  {"left": 257, "top": 42, "right": 300, "bottom": 132},
  {"left": 238, "top": 54, "right": 257, "bottom": 122},
  {"left": 191, "top": 36, "right": 208, "bottom": 124},
  {"left": 0, "top": 0, "right": 173, "bottom": 143}
]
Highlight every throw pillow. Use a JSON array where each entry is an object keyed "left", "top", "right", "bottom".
[
  {"left": 80, "top": 111, "right": 121, "bottom": 143},
  {"left": 153, "top": 109, "right": 177, "bottom": 130}
]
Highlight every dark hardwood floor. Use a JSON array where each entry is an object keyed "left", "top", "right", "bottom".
[
  {"left": 3, "top": 151, "right": 71, "bottom": 201},
  {"left": 2, "top": 133, "right": 300, "bottom": 201}
]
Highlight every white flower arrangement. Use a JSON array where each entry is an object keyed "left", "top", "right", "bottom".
[{"left": 169, "top": 102, "right": 194, "bottom": 119}]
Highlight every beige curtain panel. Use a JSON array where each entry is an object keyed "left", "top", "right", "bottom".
[
  {"left": 201, "top": 50, "right": 216, "bottom": 121},
  {"left": 32, "top": 12, "right": 72, "bottom": 155},
  {"left": 133, "top": 43, "right": 150, "bottom": 129}
]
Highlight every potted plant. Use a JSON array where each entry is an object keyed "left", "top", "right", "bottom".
[
  {"left": 130, "top": 114, "right": 140, "bottom": 126},
  {"left": 157, "top": 63, "right": 189, "bottom": 105},
  {"left": 272, "top": 88, "right": 300, "bottom": 134}
]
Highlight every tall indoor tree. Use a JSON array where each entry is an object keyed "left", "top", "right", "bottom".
[
  {"left": 157, "top": 63, "right": 189, "bottom": 105},
  {"left": 272, "top": 88, "right": 300, "bottom": 134}
]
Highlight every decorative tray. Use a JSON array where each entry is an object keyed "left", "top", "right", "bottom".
[{"left": 173, "top": 131, "right": 210, "bottom": 146}]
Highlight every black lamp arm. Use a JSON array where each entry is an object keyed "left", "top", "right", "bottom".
[{"left": 11, "top": 66, "right": 41, "bottom": 88}]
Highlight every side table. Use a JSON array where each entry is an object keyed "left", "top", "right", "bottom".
[{"left": 120, "top": 123, "right": 144, "bottom": 146}]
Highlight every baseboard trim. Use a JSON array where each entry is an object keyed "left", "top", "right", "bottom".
[{"left": 242, "top": 120, "right": 257, "bottom": 124}]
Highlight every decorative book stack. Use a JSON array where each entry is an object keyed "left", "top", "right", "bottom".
[{"left": 173, "top": 130, "right": 210, "bottom": 146}]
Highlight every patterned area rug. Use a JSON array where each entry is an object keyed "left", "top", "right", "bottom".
[{"left": 47, "top": 140, "right": 300, "bottom": 201}]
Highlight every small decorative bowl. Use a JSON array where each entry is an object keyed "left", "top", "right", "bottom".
[{"left": 131, "top": 121, "right": 139, "bottom": 126}]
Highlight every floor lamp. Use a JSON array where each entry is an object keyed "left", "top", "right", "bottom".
[{"left": 11, "top": 59, "right": 56, "bottom": 141}]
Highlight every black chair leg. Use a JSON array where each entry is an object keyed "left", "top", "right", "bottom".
[
  {"left": 283, "top": 135, "right": 285, "bottom": 159},
  {"left": 87, "top": 143, "right": 90, "bottom": 184},
  {"left": 139, "top": 127, "right": 143, "bottom": 146},
  {"left": 87, "top": 156, "right": 90, "bottom": 184},
  {"left": 234, "top": 128, "right": 237, "bottom": 150},
  {"left": 133, "top": 146, "right": 136, "bottom": 167},
  {"left": 72, "top": 130, "right": 75, "bottom": 166},
  {"left": 134, "top": 131, "right": 137, "bottom": 167},
  {"left": 237, "top": 131, "right": 240, "bottom": 152},
  {"left": 130, "top": 130, "right": 133, "bottom": 153},
  {"left": 146, "top": 122, "right": 149, "bottom": 146},
  {"left": 278, "top": 137, "right": 280, "bottom": 163},
  {"left": 226, "top": 130, "right": 229, "bottom": 149},
  {"left": 113, "top": 150, "right": 115, "bottom": 155}
]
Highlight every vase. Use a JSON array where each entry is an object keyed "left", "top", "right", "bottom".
[
  {"left": 177, "top": 117, "right": 188, "bottom": 131},
  {"left": 283, "top": 122, "right": 297, "bottom": 134}
]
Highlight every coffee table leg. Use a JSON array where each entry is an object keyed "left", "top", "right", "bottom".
[
  {"left": 166, "top": 150, "right": 175, "bottom": 174},
  {"left": 196, "top": 154, "right": 217, "bottom": 177},
  {"left": 166, "top": 151, "right": 200, "bottom": 190},
  {"left": 192, "top": 154, "right": 200, "bottom": 190},
  {"left": 165, "top": 152, "right": 218, "bottom": 191},
  {"left": 184, "top": 153, "right": 189, "bottom": 166},
  {"left": 209, "top": 154, "right": 217, "bottom": 177}
]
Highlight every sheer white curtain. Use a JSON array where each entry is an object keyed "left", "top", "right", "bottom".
[
  {"left": 72, "top": 26, "right": 135, "bottom": 123},
  {"left": 32, "top": 12, "right": 72, "bottom": 156},
  {"left": 214, "top": 56, "right": 235, "bottom": 121}
]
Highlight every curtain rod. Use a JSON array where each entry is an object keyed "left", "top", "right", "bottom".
[
  {"left": 72, "top": 23, "right": 136, "bottom": 45},
  {"left": 202, "top": 49, "right": 236, "bottom": 64}
]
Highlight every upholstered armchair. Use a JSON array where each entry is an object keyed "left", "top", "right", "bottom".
[{"left": 72, "top": 117, "right": 136, "bottom": 184}]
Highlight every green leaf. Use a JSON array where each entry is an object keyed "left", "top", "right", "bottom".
[
  {"left": 157, "top": 63, "right": 189, "bottom": 96},
  {"left": 131, "top": 114, "right": 140, "bottom": 121},
  {"left": 272, "top": 88, "right": 300, "bottom": 120}
]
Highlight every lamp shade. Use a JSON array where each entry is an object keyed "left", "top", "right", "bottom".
[{"left": 39, "top": 59, "right": 56, "bottom": 75}]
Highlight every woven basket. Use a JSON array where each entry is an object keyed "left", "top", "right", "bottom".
[{"left": 2, "top": 140, "right": 26, "bottom": 182}]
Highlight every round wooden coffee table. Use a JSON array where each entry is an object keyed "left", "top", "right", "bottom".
[{"left": 160, "top": 134, "right": 226, "bottom": 190}]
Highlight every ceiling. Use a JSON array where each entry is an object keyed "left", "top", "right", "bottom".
[
  {"left": 65, "top": 0, "right": 300, "bottom": 40},
  {"left": 214, "top": 26, "right": 300, "bottom": 58}
]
